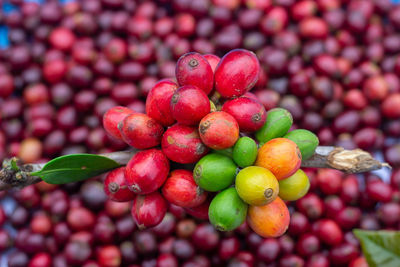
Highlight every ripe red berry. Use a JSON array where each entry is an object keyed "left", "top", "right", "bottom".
[
  {"left": 313, "top": 54, "right": 340, "bottom": 78},
  {"left": 391, "top": 168, "right": 400, "bottom": 189},
  {"left": 161, "top": 124, "right": 209, "bottom": 164},
  {"left": 199, "top": 111, "right": 239, "bottom": 150},
  {"left": 214, "top": 49, "right": 260, "bottom": 98},
  {"left": 43, "top": 60, "right": 67, "bottom": 84},
  {"left": 296, "top": 233, "right": 320, "bottom": 257},
  {"left": 377, "top": 202, "right": 400, "bottom": 226},
  {"left": 67, "top": 207, "right": 96, "bottom": 231},
  {"left": 222, "top": 97, "right": 266, "bottom": 132},
  {"left": 329, "top": 243, "right": 359, "bottom": 265},
  {"left": 260, "top": 7, "right": 288, "bottom": 35},
  {"left": 324, "top": 196, "right": 345, "bottom": 219},
  {"left": 336, "top": 207, "right": 362, "bottom": 230},
  {"left": 103, "top": 106, "right": 134, "bottom": 141},
  {"left": 366, "top": 180, "right": 393, "bottom": 203},
  {"left": 184, "top": 198, "right": 211, "bottom": 220},
  {"left": 296, "top": 193, "right": 324, "bottom": 220},
  {"left": 0, "top": 74, "right": 15, "bottom": 98},
  {"left": 170, "top": 85, "right": 210, "bottom": 126},
  {"left": 125, "top": 149, "right": 169, "bottom": 194},
  {"left": 49, "top": 27, "right": 76, "bottom": 51},
  {"left": 146, "top": 79, "right": 178, "bottom": 126},
  {"left": 30, "top": 213, "right": 52, "bottom": 235},
  {"left": 363, "top": 75, "right": 389, "bottom": 101},
  {"left": 299, "top": 17, "right": 328, "bottom": 39},
  {"left": 175, "top": 52, "right": 214, "bottom": 95},
  {"left": 382, "top": 93, "right": 400, "bottom": 119},
  {"left": 103, "top": 38, "right": 127, "bottom": 64},
  {"left": 349, "top": 257, "right": 368, "bottom": 267},
  {"left": 97, "top": 245, "right": 122, "bottom": 267},
  {"left": 29, "top": 252, "right": 52, "bottom": 267},
  {"left": 104, "top": 167, "right": 136, "bottom": 202},
  {"left": 316, "top": 169, "right": 343, "bottom": 195},
  {"left": 119, "top": 113, "right": 164, "bottom": 149},
  {"left": 131, "top": 191, "right": 167, "bottom": 229},
  {"left": 156, "top": 253, "right": 178, "bottom": 267},
  {"left": 162, "top": 169, "right": 208, "bottom": 208},
  {"left": 203, "top": 54, "right": 220, "bottom": 73},
  {"left": 316, "top": 219, "right": 343, "bottom": 246},
  {"left": 288, "top": 212, "right": 310, "bottom": 236},
  {"left": 218, "top": 237, "right": 240, "bottom": 260}
]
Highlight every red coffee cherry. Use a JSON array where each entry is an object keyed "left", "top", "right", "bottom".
[
  {"left": 131, "top": 191, "right": 167, "bottom": 229},
  {"left": 119, "top": 113, "right": 164, "bottom": 149},
  {"left": 162, "top": 169, "right": 208, "bottom": 208},
  {"left": 146, "top": 79, "right": 178, "bottom": 126},
  {"left": 161, "top": 124, "right": 209, "bottom": 164},
  {"left": 214, "top": 49, "right": 260, "bottom": 98},
  {"left": 103, "top": 106, "right": 134, "bottom": 141},
  {"left": 125, "top": 149, "right": 170, "bottom": 194},
  {"left": 176, "top": 52, "right": 214, "bottom": 95},
  {"left": 170, "top": 85, "right": 210, "bottom": 126},
  {"left": 104, "top": 167, "right": 136, "bottom": 202},
  {"left": 203, "top": 54, "right": 220, "bottom": 73},
  {"left": 199, "top": 111, "right": 239, "bottom": 150},
  {"left": 222, "top": 97, "right": 267, "bottom": 132}
]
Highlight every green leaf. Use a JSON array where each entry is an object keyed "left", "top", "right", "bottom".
[
  {"left": 31, "top": 154, "right": 120, "bottom": 184},
  {"left": 353, "top": 229, "right": 400, "bottom": 267}
]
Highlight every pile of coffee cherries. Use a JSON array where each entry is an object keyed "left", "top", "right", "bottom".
[
  {"left": 0, "top": 0, "right": 400, "bottom": 266},
  {"left": 103, "top": 49, "right": 319, "bottom": 237}
]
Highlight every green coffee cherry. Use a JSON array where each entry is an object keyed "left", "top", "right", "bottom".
[{"left": 255, "top": 108, "right": 293, "bottom": 144}]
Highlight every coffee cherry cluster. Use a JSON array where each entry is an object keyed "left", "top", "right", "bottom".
[{"left": 103, "top": 49, "right": 319, "bottom": 237}]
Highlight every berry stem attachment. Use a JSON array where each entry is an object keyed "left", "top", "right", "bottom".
[{"left": 0, "top": 146, "right": 389, "bottom": 191}]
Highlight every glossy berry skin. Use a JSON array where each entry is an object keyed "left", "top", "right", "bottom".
[
  {"left": 97, "top": 245, "right": 121, "bottom": 267},
  {"left": 214, "top": 49, "right": 260, "bottom": 98},
  {"left": 162, "top": 170, "right": 208, "bottom": 208},
  {"left": 161, "top": 124, "right": 209, "bottom": 164},
  {"left": 199, "top": 111, "right": 239, "bottom": 150},
  {"left": 170, "top": 85, "right": 210, "bottom": 126},
  {"left": 366, "top": 180, "right": 393, "bottom": 203},
  {"left": 146, "top": 79, "right": 178, "bottom": 126},
  {"left": 104, "top": 167, "right": 136, "bottom": 202},
  {"left": 29, "top": 252, "right": 52, "bottom": 267},
  {"left": 222, "top": 97, "right": 266, "bottom": 132},
  {"left": 382, "top": 93, "right": 400, "bottom": 119},
  {"left": 131, "top": 191, "right": 167, "bottom": 229},
  {"left": 296, "top": 233, "right": 320, "bottom": 257},
  {"left": 329, "top": 243, "right": 359, "bottom": 265},
  {"left": 203, "top": 54, "right": 221, "bottom": 73},
  {"left": 103, "top": 106, "right": 134, "bottom": 141},
  {"left": 296, "top": 193, "right": 324, "bottom": 220},
  {"left": 156, "top": 253, "right": 178, "bottom": 267},
  {"left": 324, "top": 196, "right": 345, "bottom": 219},
  {"left": 192, "top": 223, "right": 220, "bottom": 251},
  {"left": 316, "top": 219, "right": 343, "bottom": 246},
  {"left": 0, "top": 74, "right": 14, "bottom": 98},
  {"left": 341, "top": 175, "right": 360, "bottom": 205},
  {"left": 288, "top": 212, "right": 310, "bottom": 236},
  {"left": 119, "top": 113, "right": 164, "bottom": 149},
  {"left": 218, "top": 237, "right": 240, "bottom": 260},
  {"left": 336, "top": 207, "right": 362, "bottom": 230},
  {"left": 306, "top": 253, "right": 330, "bottom": 267},
  {"left": 316, "top": 169, "right": 343, "bottom": 195},
  {"left": 49, "top": 27, "right": 75, "bottom": 51},
  {"left": 176, "top": 52, "right": 214, "bottom": 95},
  {"left": 185, "top": 198, "right": 211, "bottom": 220},
  {"left": 125, "top": 149, "right": 170, "bottom": 194}
]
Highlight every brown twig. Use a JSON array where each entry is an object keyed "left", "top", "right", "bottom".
[{"left": 0, "top": 146, "right": 390, "bottom": 191}]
